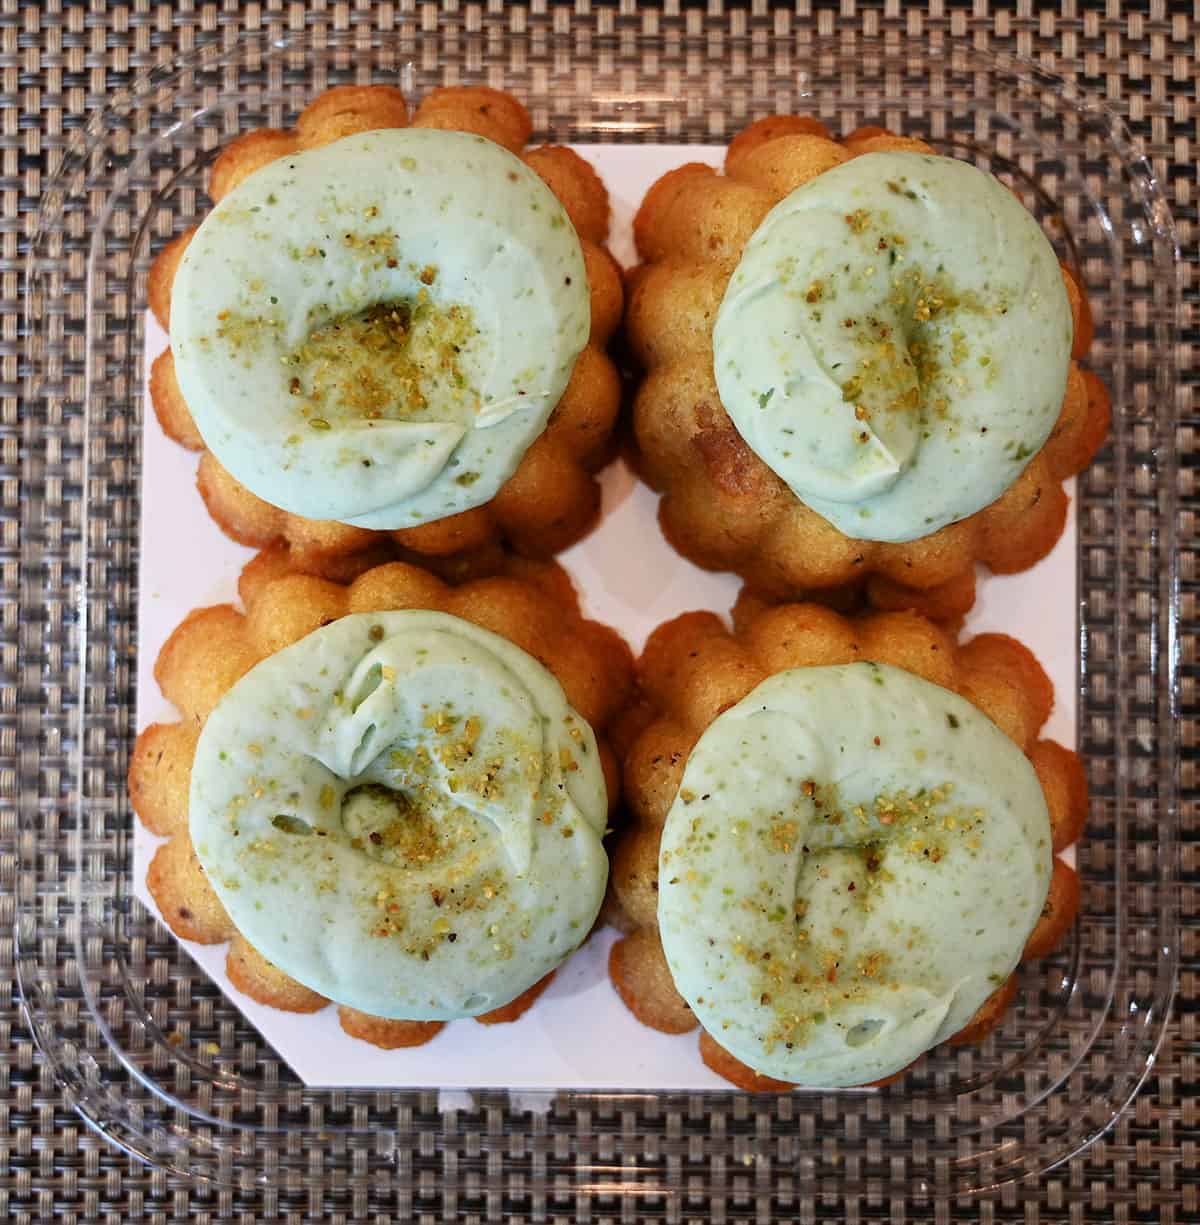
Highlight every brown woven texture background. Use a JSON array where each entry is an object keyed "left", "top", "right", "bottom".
[{"left": 1, "top": 1, "right": 1195, "bottom": 1222}]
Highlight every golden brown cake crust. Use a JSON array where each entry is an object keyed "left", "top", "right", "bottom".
[
  {"left": 473, "top": 971, "right": 556, "bottom": 1026},
  {"left": 337, "top": 1010, "right": 446, "bottom": 1049},
  {"left": 148, "top": 349, "right": 204, "bottom": 451},
  {"left": 131, "top": 550, "right": 635, "bottom": 1047},
  {"left": 946, "top": 975, "right": 1020, "bottom": 1047},
  {"left": 626, "top": 117, "right": 1110, "bottom": 613},
  {"left": 148, "top": 84, "right": 623, "bottom": 577},
  {"left": 698, "top": 1029, "right": 794, "bottom": 1093},
  {"left": 608, "top": 599, "right": 1085, "bottom": 1089},
  {"left": 331, "top": 970, "right": 554, "bottom": 1049},
  {"left": 147, "top": 227, "right": 195, "bottom": 332},
  {"left": 226, "top": 934, "right": 329, "bottom": 1014}
]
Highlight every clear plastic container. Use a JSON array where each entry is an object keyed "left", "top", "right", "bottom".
[{"left": 19, "top": 25, "right": 1179, "bottom": 1199}]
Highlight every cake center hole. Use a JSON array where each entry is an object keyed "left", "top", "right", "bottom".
[
  {"left": 341, "top": 782, "right": 455, "bottom": 868},
  {"left": 282, "top": 292, "right": 482, "bottom": 429}
]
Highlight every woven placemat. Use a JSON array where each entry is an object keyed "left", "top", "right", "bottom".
[{"left": 1, "top": 2, "right": 1195, "bottom": 1222}]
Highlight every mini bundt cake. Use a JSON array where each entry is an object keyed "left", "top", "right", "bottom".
[
  {"left": 626, "top": 117, "right": 1110, "bottom": 616},
  {"left": 608, "top": 597, "right": 1086, "bottom": 1089},
  {"left": 130, "top": 548, "right": 634, "bottom": 1047},
  {"left": 148, "top": 84, "right": 623, "bottom": 578}
]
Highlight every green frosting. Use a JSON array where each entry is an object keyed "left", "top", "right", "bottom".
[
  {"left": 713, "top": 153, "right": 1072, "bottom": 542},
  {"left": 190, "top": 611, "right": 608, "bottom": 1020},
  {"left": 657, "top": 662, "right": 1052, "bottom": 1086},
  {"left": 172, "top": 128, "right": 590, "bottom": 529}
]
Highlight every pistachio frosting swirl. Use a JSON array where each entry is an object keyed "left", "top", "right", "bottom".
[
  {"left": 657, "top": 662, "right": 1052, "bottom": 1087},
  {"left": 713, "top": 153, "right": 1072, "bottom": 543},
  {"left": 189, "top": 610, "right": 608, "bottom": 1019},
  {"left": 171, "top": 128, "right": 590, "bottom": 529}
]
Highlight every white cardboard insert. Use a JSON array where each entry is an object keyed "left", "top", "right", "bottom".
[{"left": 134, "top": 146, "right": 1076, "bottom": 1089}]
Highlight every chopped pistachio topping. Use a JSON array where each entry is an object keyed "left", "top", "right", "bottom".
[{"left": 278, "top": 296, "right": 482, "bottom": 427}]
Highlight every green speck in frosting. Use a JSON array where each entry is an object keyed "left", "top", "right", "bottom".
[{"left": 271, "top": 813, "right": 313, "bottom": 836}]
